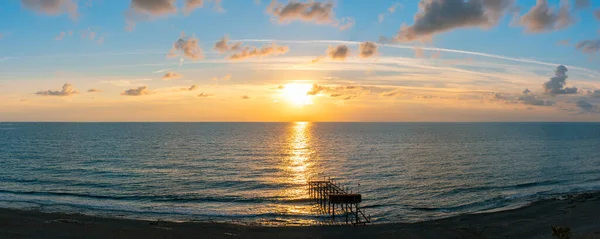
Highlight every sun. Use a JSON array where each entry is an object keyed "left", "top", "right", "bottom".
[{"left": 282, "top": 83, "right": 313, "bottom": 106}]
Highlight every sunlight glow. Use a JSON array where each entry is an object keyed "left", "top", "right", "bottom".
[{"left": 282, "top": 83, "right": 313, "bottom": 107}]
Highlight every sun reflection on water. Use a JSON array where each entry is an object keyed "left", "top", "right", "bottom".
[
  {"left": 273, "top": 122, "right": 316, "bottom": 222},
  {"left": 289, "top": 122, "right": 311, "bottom": 184}
]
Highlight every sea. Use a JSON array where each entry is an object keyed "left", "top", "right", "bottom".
[{"left": 1, "top": 122, "right": 599, "bottom": 225}]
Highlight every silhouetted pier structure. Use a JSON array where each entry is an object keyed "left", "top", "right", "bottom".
[{"left": 308, "top": 177, "right": 371, "bottom": 225}]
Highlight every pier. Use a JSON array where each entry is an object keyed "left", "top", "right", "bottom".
[{"left": 308, "top": 177, "right": 371, "bottom": 225}]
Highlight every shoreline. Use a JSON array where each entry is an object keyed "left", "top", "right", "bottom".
[{"left": 1, "top": 192, "right": 599, "bottom": 238}]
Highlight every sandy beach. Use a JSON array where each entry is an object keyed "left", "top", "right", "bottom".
[{"left": 1, "top": 192, "right": 599, "bottom": 239}]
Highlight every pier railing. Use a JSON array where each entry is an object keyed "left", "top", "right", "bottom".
[{"left": 307, "top": 177, "right": 371, "bottom": 225}]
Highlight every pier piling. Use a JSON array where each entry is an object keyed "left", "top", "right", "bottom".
[{"left": 307, "top": 178, "right": 371, "bottom": 225}]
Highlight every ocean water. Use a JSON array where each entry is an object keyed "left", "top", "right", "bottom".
[{"left": 1, "top": 122, "right": 600, "bottom": 225}]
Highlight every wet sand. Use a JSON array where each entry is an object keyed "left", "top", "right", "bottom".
[{"left": 1, "top": 192, "right": 599, "bottom": 239}]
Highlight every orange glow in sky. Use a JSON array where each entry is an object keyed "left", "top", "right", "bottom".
[{"left": 282, "top": 83, "right": 313, "bottom": 107}]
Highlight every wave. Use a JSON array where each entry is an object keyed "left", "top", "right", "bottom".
[
  {"left": 435, "top": 179, "right": 566, "bottom": 198},
  {"left": 0, "top": 189, "right": 313, "bottom": 205}
]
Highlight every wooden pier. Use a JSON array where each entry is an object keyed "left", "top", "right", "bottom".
[{"left": 308, "top": 177, "right": 371, "bottom": 225}]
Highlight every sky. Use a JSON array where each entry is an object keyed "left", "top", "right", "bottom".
[{"left": 1, "top": 0, "right": 600, "bottom": 122}]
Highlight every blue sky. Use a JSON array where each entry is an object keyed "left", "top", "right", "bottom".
[{"left": 1, "top": 0, "right": 600, "bottom": 121}]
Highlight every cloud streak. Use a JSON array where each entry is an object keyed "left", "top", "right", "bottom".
[{"left": 236, "top": 39, "right": 599, "bottom": 75}]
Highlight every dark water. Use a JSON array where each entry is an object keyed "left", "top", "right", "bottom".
[{"left": 1, "top": 122, "right": 600, "bottom": 225}]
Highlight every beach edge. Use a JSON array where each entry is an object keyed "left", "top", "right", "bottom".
[{"left": 1, "top": 192, "right": 599, "bottom": 239}]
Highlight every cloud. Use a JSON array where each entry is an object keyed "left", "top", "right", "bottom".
[
  {"left": 214, "top": 36, "right": 242, "bottom": 53},
  {"left": 378, "top": 13, "right": 385, "bottom": 23},
  {"left": 267, "top": 0, "right": 353, "bottom": 30},
  {"left": 575, "top": 39, "right": 600, "bottom": 54},
  {"left": 338, "top": 18, "right": 355, "bottom": 31},
  {"left": 379, "top": 3, "right": 401, "bottom": 23},
  {"left": 519, "top": 0, "right": 574, "bottom": 33},
  {"left": 198, "top": 92, "right": 214, "bottom": 97},
  {"left": 36, "top": 83, "right": 79, "bottom": 96},
  {"left": 81, "top": 29, "right": 103, "bottom": 44},
  {"left": 55, "top": 32, "right": 66, "bottom": 40},
  {"left": 414, "top": 47, "right": 424, "bottom": 58},
  {"left": 241, "top": 95, "right": 250, "bottom": 99},
  {"left": 102, "top": 79, "right": 152, "bottom": 87},
  {"left": 311, "top": 56, "right": 323, "bottom": 64},
  {"left": 87, "top": 88, "right": 102, "bottom": 93},
  {"left": 330, "top": 93, "right": 343, "bottom": 97},
  {"left": 359, "top": 42, "right": 378, "bottom": 58},
  {"left": 483, "top": 92, "right": 507, "bottom": 102},
  {"left": 184, "top": 0, "right": 223, "bottom": 15},
  {"left": 381, "top": 90, "right": 401, "bottom": 97},
  {"left": 595, "top": 9, "right": 600, "bottom": 20},
  {"left": 574, "top": 0, "right": 590, "bottom": 9},
  {"left": 326, "top": 45, "right": 349, "bottom": 60},
  {"left": 212, "top": 74, "right": 232, "bottom": 81},
  {"left": 267, "top": 0, "right": 334, "bottom": 24},
  {"left": 21, "top": 0, "right": 79, "bottom": 20},
  {"left": 556, "top": 39, "right": 570, "bottom": 46},
  {"left": 121, "top": 86, "right": 152, "bottom": 96},
  {"left": 182, "top": 85, "right": 198, "bottom": 91},
  {"left": 543, "top": 65, "right": 578, "bottom": 95},
  {"left": 163, "top": 71, "right": 182, "bottom": 80},
  {"left": 392, "top": 0, "right": 515, "bottom": 42},
  {"left": 128, "top": 0, "right": 176, "bottom": 15},
  {"left": 518, "top": 94, "right": 554, "bottom": 106},
  {"left": 228, "top": 43, "right": 289, "bottom": 60},
  {"left": 576, "top": 99, "right": 596, "bottom": 112},
  {"left": 589, "top": 90, "right": 600, "bottom": 98},
  {"left": 126, "top": 0, "right": 177, "bottom": 30},
  {"left": 168, "top": 32, "right": 203, "bottom": 60},
  {"left": 184, "top": 0, "right": 204, "bottom": 15},
  {"left": 307, "top": 83, "right": 326, "bottom": 95},
  {"left": 389, "top": 3, "right": 401, "bottom": 13}
]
